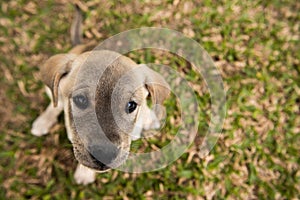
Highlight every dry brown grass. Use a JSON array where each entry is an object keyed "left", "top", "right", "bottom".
[{"left": 0, "top": 0, "right": 299, "bottom": 199}]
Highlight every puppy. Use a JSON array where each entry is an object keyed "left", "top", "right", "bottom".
[{"left": 31, "top": 5, "right": 169, "bottom": 184}]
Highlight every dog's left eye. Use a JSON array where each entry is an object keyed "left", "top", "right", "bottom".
[
  {"left": 73, "top": 94, "right": 89, "bottom": 110},
  {"left": 125, "top": 101, "right": 137, "bottom": 114}
]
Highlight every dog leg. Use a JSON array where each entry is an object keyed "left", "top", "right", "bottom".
[
  {"left": 74, "top": 164, "right": 96, "bottom": 185},
  {"left": 131, "top": 105, "right": 161, "bottom": 140},
  {"left": 142, "top": 106, "right": 160, "bottom": 130},
  {"left": 31, "top": 87, "right": 64, "bottom": 136}
]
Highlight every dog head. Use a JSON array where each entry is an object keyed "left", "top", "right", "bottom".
[{"left": 40, "top": 50, "right": 170, "bottom": 171}]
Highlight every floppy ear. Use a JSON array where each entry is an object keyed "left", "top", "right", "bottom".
[
  {"left": 40, "top": 53, "right": 76, "bottom": 107},
  {"left": 139, "top": 64, "right": 170, "bottom": 119}
]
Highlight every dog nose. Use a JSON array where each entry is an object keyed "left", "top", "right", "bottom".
[{"left": 89, "top": 145, "right": 119, "bottom": 165}]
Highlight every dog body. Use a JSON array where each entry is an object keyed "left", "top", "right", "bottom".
[{"left": 31, "top": 9, "right": 169, "bottom": 184}]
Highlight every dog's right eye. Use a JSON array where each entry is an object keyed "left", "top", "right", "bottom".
[
  {"left": 73, "top": 94, "right": 89, "bottom": 110},
  {"left": 125, "top": 101, "right": 137, "bottom": 114}
]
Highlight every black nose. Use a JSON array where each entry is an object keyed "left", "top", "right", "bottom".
[{"left": 88, "top": 145, "right": 119, "bottom": 165}]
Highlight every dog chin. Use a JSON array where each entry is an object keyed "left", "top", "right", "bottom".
[
  {"left": 81, "top": 153, "right": 129, "bottom": 172},
  {"left": 86, "top": 165, "right": 111, "bottom": 173},
  {"left": 80, "top": 160, "right": 111, "bottom": 172}
]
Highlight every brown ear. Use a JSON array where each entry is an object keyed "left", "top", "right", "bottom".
[
  {"left": 139, "top": 65, "right": 170, "bottom": 118},
  {"left": 40, "top": 54, "right": 76, "bottom": 107}
]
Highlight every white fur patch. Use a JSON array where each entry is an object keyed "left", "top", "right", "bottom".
[
  {"left": 31, "top": 87, "right": 64, "bottom": 136},
  {"left": 130, "top": 105, "right": 160, "bottom": 141},
  {"left": 31, "top": 113, "right": 57, "bottom": 136},
  {"left": 74, "top": 164, "right": 96, "bottom": 185}
]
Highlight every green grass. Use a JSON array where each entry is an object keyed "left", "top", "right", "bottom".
[{"left": 0, "top": 0, "right": 299, "bottom": 199}]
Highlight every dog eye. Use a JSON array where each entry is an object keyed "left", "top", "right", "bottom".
[
  {"left": 125, "top": 101, "right": 137, "bottom": 114},
  {"left": 73, "top": 94, "right": 89, "bottom": 110}
]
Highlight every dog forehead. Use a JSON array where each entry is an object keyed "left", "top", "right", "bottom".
[{"left": 71, "top": 50, "right": 138, "bottom": 89}]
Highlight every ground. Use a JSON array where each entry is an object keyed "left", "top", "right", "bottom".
[{"left": 0, "top": 0, "right": 299, "bottom": 199}]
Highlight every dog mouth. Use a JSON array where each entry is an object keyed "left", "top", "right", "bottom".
[
  {"left": 82, "top": 151, "right": 130, "bottom": 172},
  {"left": 73, "top": 145, "right": 130, "bottom": 172},
  {"left": 83, "top": 153, "right": 111, "bottom": 172}
]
